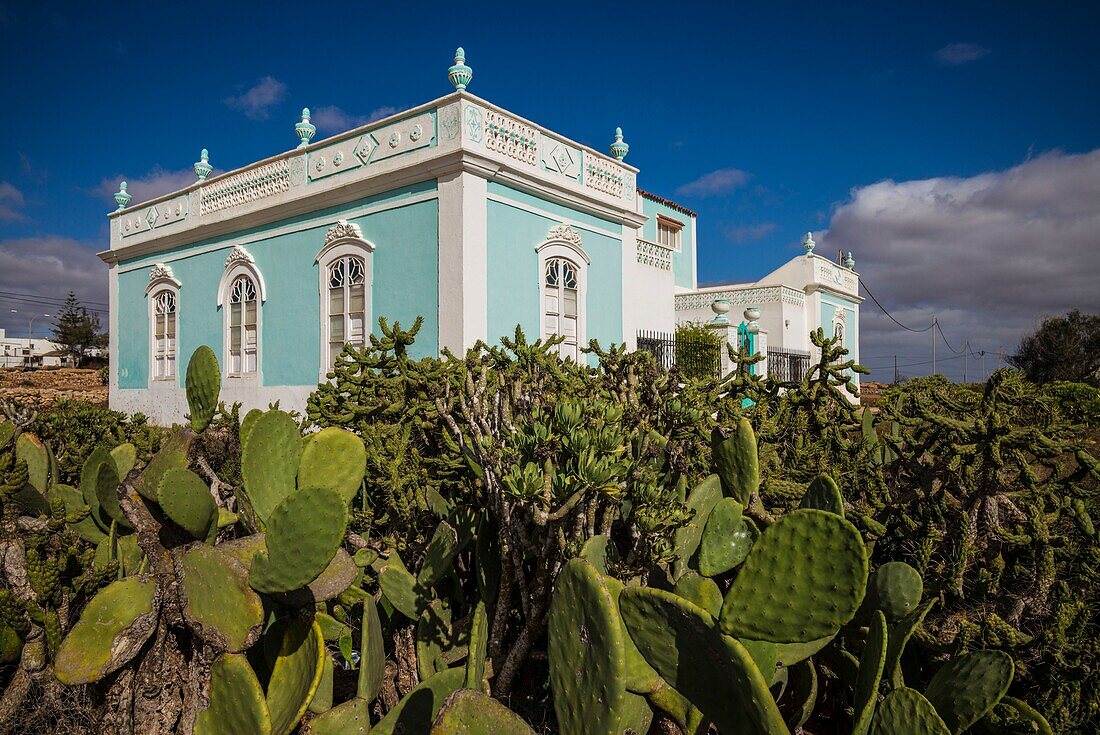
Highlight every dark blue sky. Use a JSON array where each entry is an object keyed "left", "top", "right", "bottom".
[{"left": 2, "top": 1, "right": 1098, "bottom": 379}]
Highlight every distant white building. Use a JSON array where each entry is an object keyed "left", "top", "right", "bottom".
[{"left": 0, "top": 330, "right": 71, "bottom": 369}]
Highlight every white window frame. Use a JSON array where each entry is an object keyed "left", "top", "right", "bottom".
[
  {"left": 316, "top": 232, "right": 375, "bottom": 379},
  {"left": 217, "top": 253, "right": 266, "bottom": 381},
  {"left": 145, "top": 272, "right": 181, "bottom": 383},
  {"left": 656, "top": 214, "right": 683, "bottom": 253},
  {"left": 536, "top": 230, "right": 589, "bottom": 363}
]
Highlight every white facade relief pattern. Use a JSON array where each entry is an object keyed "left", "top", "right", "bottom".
[
  {"left": 636, "top": 239, "right": 672, "bottom": 270},
  {"left": 546, "top": 224, "right": 583, "bottom": 248},
  {"left": 583, "top": 154, "right": 626, "bottom": 198},
  {"left": 325, "top": 220, "right": 364, "bottom": 245},
  {"left": 484, "top": 110, "right": 538, "bottom": 166},
  {"left": 148, "top": 264, "right": 176, "bottom": 284},
  {"left": 675, "top": 286, "right": 805, "bottom": 311},
  {"left": 120, "top": 194, "right": 189, "bottom": 238},
  {"left": 200, "top": 159, "right": 291, "bottom": 216},
  {"left": 224, "top": 245, "right": 255, "bottom": 268}
]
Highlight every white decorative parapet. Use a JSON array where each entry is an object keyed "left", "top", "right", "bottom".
[
  {"left": 675, "top": 286, "right": 805, "bottom": 311},
  {"left": 815, "top": 262, "right": 858, "bottom": 294},
  {"left": 485, "top": 110, "right": 538, "bottom": 166},
  {"left": 636, "top": 239, "right": 672, "bottom": 271},
  {"left": 200, "top": 158, "right": 292, "bottom": 216},
  {"left": 583, "top": 153, "right": 626, "bottom": 198}
]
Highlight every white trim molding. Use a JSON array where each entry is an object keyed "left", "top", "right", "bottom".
[
  {"left": 537, "top": 227, "right": 588, "bottom": 361},
  {"left": 316, "top": 221, "right": 376, "bottom": 379},
  {"left": 217, "top": 246, "right": 267, "bottom": 306}
]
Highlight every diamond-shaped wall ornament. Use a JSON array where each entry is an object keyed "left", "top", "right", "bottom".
[
  {"left": 145, "top": 206, "right": 160, "bottom": 228},
  {"left": 550, "top": 143, "right": 574, "bottom": 174},
  {"left": 354, "top": 134, "right": 375, "bottom": 164}
]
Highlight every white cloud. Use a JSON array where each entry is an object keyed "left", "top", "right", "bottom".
[
  {"left": 724, "top": 222, "right": 777, "bottom": 243},
  {"left": 933, "top": 43, "right": 990, "bottom": 66},
  {"left": 0, "top": 182, "right": 25, "bottom": 221},
  {"left": 0, "top": 237, "right": 108, "bottom": 336},
  {"left": 93, "top": 166, "right": 206, "bottom": 206},
  {"left": 311, "top": 105, "right": 399, "bottom": 134},
  {"left": 676, "top": 168, "right": 752, "bottom": 198},
  {"left": 819, "top": 149, "right": 1100, "bottom": 381},
  {"left": 224, "top": 76, "right": 287, "bottom": 120}
]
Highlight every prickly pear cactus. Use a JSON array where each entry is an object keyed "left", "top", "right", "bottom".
[
  {"left": 868, "top": 561, "right": 923, "bottom": 623},
  {"left": 799, "top": 474, "right": 844, "bottom": 517},
  {"left": 852, "top": 610, "right": 888, "bottom": 735},
  {"left": 185, "top": 345, "right": 221, "bottom": 433},
  {"left": 619, "top": 586, "right": 787, "bottom": 734},
  {"left": 157, "top": 467, "right": 217, "bottom": 540},
  {"left": 195, "top": 653, "right": 273, "bottom": 735},
  {"left": 871, "top": 688, "right": 950, "bottom": 735},
  {"left": 418, "top": 521, "right": 460, "bottom": 588},
  {"left": 54, "top": 576, "right": 159, "bottom": 685},
  {"left": 266, "top": 618, "right": 325, "bottom": 735},
  {"left": 373, "top": 666, "right": 465, "bottom": 735},
  {"left": 430, "top": 689, "right": 537, "bottom": 734},
  {"left": 697, "top": 497, "right": 754, "bottom": 576},
  {"left": 719, "top": 508, "right": 868, "bottom": 643},
  {"left": 672, "top": 571, "right": 723, "bottom": 618},
  {"left": 241, "top": 410, "right": 302, "bottom": 524},
  {"left": 672, "top": 474, "right": 722, "bottom": 579},
  {"left": 133, "top": 429, "right": 193, "bottom": 502},
  {"left": 249, "top": 486, "right": 348, "bottom": 593},
  {"left": 548, "top": 559, "right": 629, "bottom": 735},
  {"left": 923, "top": 650, "right": 1014, "bottom": 735},
  {"left": 884, "top": 599, "right": 937, "bottom": 688},
  {"left": 176, "top": 544, "right": 263, "bottom": 652},
  {"left": 712, "top": 418, "right": 759, "bottom": 504},
  {"left": 298, "top": 427, "right": 366, "bottom": 505}
]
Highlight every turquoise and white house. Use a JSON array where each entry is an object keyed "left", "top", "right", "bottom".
[{"left": 100, "top": 49, "right": 861, "bottom": 424}]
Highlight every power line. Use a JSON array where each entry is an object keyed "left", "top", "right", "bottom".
[
  {"left": 936, "top": 320, "right": 963, "bottom": 354},
  {"left": 0, "top": 290, "right": 108, "bottom": 307},
  {"left": 859, "top": 280, "right": 934, "bottom": 333},
  {"left": 0, "top": 295, "right": 107, "bottom": 316}
]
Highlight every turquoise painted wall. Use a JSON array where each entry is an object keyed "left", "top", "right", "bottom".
[
  {"left": 640, "top": 195, "right": 696, "bottom": 289},
  {"left": 818, "top": 293, "right": 859, "bottom": 364},
  {"left": 117, "top": 182, "right": 438, "bottom": 389},
  {"left": 486, "top": 186, "right": 623, "bottom": 355}
]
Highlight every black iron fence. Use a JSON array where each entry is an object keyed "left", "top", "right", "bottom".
[
  {"left": 768, "top": 347, "right": 811, "bottom": 383},
  {"left": 637, "top": 330, "right": 722, "bottom": 380}
]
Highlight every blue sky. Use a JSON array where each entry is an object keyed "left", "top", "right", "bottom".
[{"left": 1, "top": 1, "right": 1098, "bottom": 380}]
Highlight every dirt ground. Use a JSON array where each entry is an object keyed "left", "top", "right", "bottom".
[{"left": 0, "top": 368, "right": 108, "bottom": 408}]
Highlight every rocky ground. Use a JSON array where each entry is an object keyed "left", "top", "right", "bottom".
[{"left": 0, "top": 368, "right": 108, "bottom": 408}]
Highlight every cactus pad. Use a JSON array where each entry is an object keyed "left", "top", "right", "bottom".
[
  {"left": 697, "top": 497, "right": 753, "bottom": 576},
  {"left": 195, "top": 653, "right": 272, "bottom": 735},
  {"left": 185, "top": 345, "right": 221, "bottom": 432},
  {"left": 923, "top": 649, "right": 1014, "bottom": 734},
  {"left": 871, "top": 688, "right": 950, "bottom": 735},
  {"left": 869, "top": 561, "right": 924, "bottom": 624},
  {"left": 308, "top": 653, "right": 334, "bottom": 714},
  {"left": 249, "top": 486, "right": 348, "bottom": 593},
  {"left": 712, "top": 418, "right": 759, "bottom": 504},
  {"left": 298, "top": 427, "right": 366, "bottom": 505},
  {"left": 719, "top": 509, "right": 868, "bottom": 644},
  {"left": 133, "top": 429, "right": 193, "bottom": 502},
  {"left": 604, "top": 576, "right": 661, "bottom": 697},
  {"left": 379, "top": 552, "right": 429, "bottom": 620},
  {"left": 799, "top": 474, "right": 844, "bottom": 517},
  {"left": 852, "top": 610, "right": 888, "bottom": 735},
  {"left": 177, "top": 544, "right": 263, "bottom": 652},
  {"left": 79, "top": 447, "right": 114, "bottom": 531},
  {"left": 94, "top": 455, "right": 129, "bottom": 529},
  {"left": 672, "top": 474, "right": 722, "bottom": 579},
  {"left": 548, "top": 559, "right": 628, "bottom": 735},
  {"left": 54, "top": 577, "right": 158, "bottom": 685},
  {"left": 885, "top": 599, "right": 936, "bottom": 688},
  {"left": 430, "top": 689, "right": 537, "bottom": 734},
  {"left": 266, "top": 618, "right": 325, "bottom": 735},
  {"left": 618, "top": 586, "right": 787, "bottom": 734},
  {"left": 241, "top": 410, "right": 303, "bottom": 524},
  {"left": 373, "top": 666, "right": 465, "bottom": 735},
  {"left": 53, "top": 483, "right": 105, "bottom": 544},
  {"left": 110, "top": 442, "right": 138, "bottom": 480},
  {"left": 304, "top": 697, "right": 370, "bottom": 735},
  {"left": 15, "top": 433, "right": 49, "bottom": 492},
  {"left": 465, "top": 600, "right": 489, "bottom": 691},
  {"left": 359, "top": 594, "right": 386, "bottom": 701},
  {"left": 418, "top": 521, "right": 460, "bottom": 589},
  {"left": 158, "top": 467, "right": 217, "bottom": 540},
  {"left": 672, "top": 571, "right": 723, "bottom": 618}
]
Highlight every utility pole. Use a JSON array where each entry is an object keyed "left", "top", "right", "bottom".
[
  {"left": 894, "top": 355, "right": 898, "bottom": 384},
  {"left": 963, "top": 341, "right": 968, "bottom": 383},
  {"left": 931, "top": 315, "right": 936, "bottom": 376},
  {"left": 980, "top": 351, "right": 986, "bottom": 381}
]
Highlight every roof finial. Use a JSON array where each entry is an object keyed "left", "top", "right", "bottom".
[
  {"left": 114, "top": 181, "right": 131, "bottom": 211},
  {"left": 610, "top": 127, "right": 629, "bottom": 161},
  {"left": 802, "top": 231, "right": 816, "bottom": 255},
  {"left": 448, "top": 47, "right": 473, "bottom": 92},
  {"left": 296, "top": 108, "right": 316, "bottom": 149},
  {"left": 844, "top": 251, "right": 855, "bottom": 269},
  {"left": 194, "top": 148, "right": 212, "bottom": 181}
]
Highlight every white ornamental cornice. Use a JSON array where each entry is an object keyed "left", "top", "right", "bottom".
[
  {"left": 224, "top": 245, "right": 255, "bottom": 268},
  {"left": 325, "top": 219, "right": 364, "bottom": 245},
  {"left": 149, "top": 263, "right": 175, "bottom": 282},
  {"left": 546, "top": 224, "right": 582, "bottom": 248}
]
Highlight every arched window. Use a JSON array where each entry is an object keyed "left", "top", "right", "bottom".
[
  {"left": 218, "top": 246, "right": 266, "bottom": 379},
  {"left": 317, "top": 220, "right": 374, "bottom": 376},
  {"left": 326, "top": 255, "right": 367, "bottom": 368},
  {"left": 151, "top": 289, "right": 177, "bottom": 380},
  {"left": 544, "top": 257, "right": 580, "bottom": 361},
  {"left": 536, "top": 225, "right": 589, "bottom": 363},
  {"left": 227, "top": 275, "right": 258, "bottom": 375}
]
